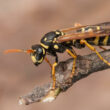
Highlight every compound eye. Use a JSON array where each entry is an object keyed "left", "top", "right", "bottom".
[{"left": 38, "top": 48, "right": 43, "bottom": 54}]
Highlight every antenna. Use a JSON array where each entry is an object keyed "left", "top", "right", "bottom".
[{"left": 4, "top": 49, "right": 35, "bottom": 54}]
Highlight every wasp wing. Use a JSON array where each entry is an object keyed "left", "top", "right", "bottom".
[
  {"left": 94, "top": 22, "right": 110, "bottom": 26},
  {"left": 61, "top": 25, "right": 87, "bottom": 33},
  {"left": 61, "top": 22, "right": 110, "bottom": 33},
  {"left": 57, "top": 29, "right": 110, "bottom": 43}
]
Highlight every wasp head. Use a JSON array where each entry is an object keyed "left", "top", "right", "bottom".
[{"left": 30, "top": 44, "right": 46, "bottom": 66}]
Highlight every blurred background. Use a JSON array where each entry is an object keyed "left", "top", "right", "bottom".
[{"left": 1, "top": 0, "right": 110, "bottom": 110}]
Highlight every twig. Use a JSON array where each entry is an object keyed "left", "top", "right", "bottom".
[{"left": 19, "top": 49, "right": 110, "bottom": 105}]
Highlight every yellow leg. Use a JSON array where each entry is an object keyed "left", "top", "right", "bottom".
[
  {"left": 80, "top": 39, "right": 110, "bottom": 66},
  {"left": 66, "top": 49, "right": 77, "bottom": 78},
  {"left": 45, "top": 57, "right": 52, "bottom": 68},
  {"left": 52, "top": 62, "right": 57, "bottom": 89},
  {"left": 45, "top": 57, "right": 57, "bottom": 89}
]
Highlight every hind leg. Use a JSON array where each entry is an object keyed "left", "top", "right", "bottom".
[{"left": 80, "top": 40, "right": 110, "bottom": 66}]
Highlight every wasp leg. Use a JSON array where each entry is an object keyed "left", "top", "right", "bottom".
[
  {"left": 99, "top": 46, "right": 107, "bottom": 51},
  {"left": 44, "top": 57, "right": 52, "bottom": 68},
  {"left": 51, "top": 55, "right": 58, "bottom": 90},
  {"left": 80, "top": 40, "right": 110, "bottom": 66},
  {"left": 66, "top": 49, "right": 77, "bottom": 78},
  {"left": 45, "top": 57, "right": 57, "bottom": 89},
  {"left": 51, "top": 62, "right": 58, "bottom": 89}
]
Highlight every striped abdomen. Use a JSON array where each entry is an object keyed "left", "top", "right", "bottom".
[
  {"left": 75, "top": 26, "right": 110, "bottom": 46},
  {"left": 62, "top": 25, "right": 110, "bottom": 48},
  {"left": 71, "top": 35, "right": 110, "bottom": 49},
  {"left": 85, "top": 35, "right": 110, "bottom": 46}
]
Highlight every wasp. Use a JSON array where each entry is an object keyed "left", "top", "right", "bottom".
[{"left": 5, "top": 22, "right": 110, "bottom": 90}]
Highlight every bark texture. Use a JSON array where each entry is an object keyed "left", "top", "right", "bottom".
[{"left": 19, "top": 49, "right": 110, "bottom": 105}]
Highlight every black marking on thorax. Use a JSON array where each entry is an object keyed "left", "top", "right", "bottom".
[
  {"left": 40, "top": 31, "right": 66, "bottom": 54},
  {"left": 41, "top": 31, "right": 63, "bottom": 46}
]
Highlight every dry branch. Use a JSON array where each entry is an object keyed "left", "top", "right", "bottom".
[{"left": 19, "top": 49, "right": 110, "bottom": 105}]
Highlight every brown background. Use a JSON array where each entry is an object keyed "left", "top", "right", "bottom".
[{"left": 1, "top": 0, "right": 110, "bottom": 110}]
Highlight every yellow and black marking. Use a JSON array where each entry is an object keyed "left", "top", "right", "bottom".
[
  {"left": 54, "top": 44, "right": 59, "bottom": 49},
  {"left": 6, "top": 22, "right": 110, "bottom": 90},
  {"left": 31, "top": 55, "right": 37, "bottom": 63},
  {"left": 39, "top": 25, "right": 110, "bottom": 89},
  {"left": 85, "top": 35, "right": 110, "bottom": 46},
  {"left": 81, "top": 28, "right": 85, "bottom": 33},
  {"left": 44, "top": 38, "right": 47, "bottom": 41},
  {"left": 103, "top": 35, "right": 109, "bottom": 45},
  {"left": 53, "top": 38, "right": 57, "bottom": 43},
  {"left": 42, "top": 48, "right": 46, "bottom": 55},
  {"left": 40, "top": 43, "right": 49, "bottom": 49},
  {"left": 80, "top": 39, "right": 110, "bottom": 66},
  {"left": 93, "top": 37, "right": 100, "bottom": 45}
]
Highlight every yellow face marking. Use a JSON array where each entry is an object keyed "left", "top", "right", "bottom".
[
  {"left": 40, "top": 43, "right": 49, "bottom": 49},
  {"left": 103, "top": 36, "right": 109, "bottom": 45},
  {"left": 96, "top": 26, "right": 100, "bottom": 30},
  {"left": 31, "top": 55, "right": 37, "bottom": 63},
  {"left": 38, "top": 57, "right": 44, "bottom": 63},
  {"left": 42, "top": 48, "right": 45, "bottom": 55},
  {"left": 54, "top": 45, "right": 59, "bottom": 49},
  {"left": 93, "top": 37, "right": 99, "bottom": 45}
]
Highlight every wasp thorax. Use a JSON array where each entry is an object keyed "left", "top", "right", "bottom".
[{"left": 30, "top": 44, "right": 46, "bottom": 66}]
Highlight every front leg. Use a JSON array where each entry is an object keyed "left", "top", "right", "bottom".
[{"left": 52, "top": 55, "right": 58, "bottom": 90}]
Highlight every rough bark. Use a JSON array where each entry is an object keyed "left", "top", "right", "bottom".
[{"left": 19, "top": 49, "right": 110, "bottom": 105}]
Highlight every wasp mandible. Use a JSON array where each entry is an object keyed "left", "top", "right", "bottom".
[{"left": 5, "top": 22, "right": 110, "bottom": 90}]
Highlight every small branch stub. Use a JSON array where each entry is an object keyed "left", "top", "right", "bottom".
[{"left": 19, "top": 49, "right": 110, "bottom": 105}]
